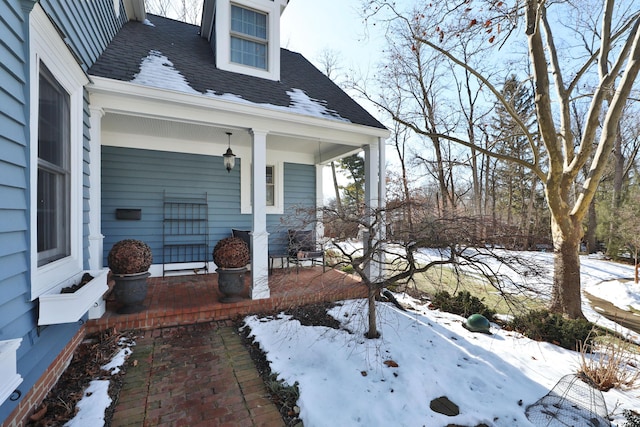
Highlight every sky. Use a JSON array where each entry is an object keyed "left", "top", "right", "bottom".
[
  {"left": 68, "top": 249, "right": 640, "bottom": 426},
  {"left": 280, "top": 0, "right": 382, "bottom": 80}
]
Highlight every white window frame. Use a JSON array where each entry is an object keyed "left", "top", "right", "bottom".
[
  {"left": 241, "top": 160, "right": 284, "bottom": 214},
  {"left": 213, "top": 0, "right": 281, "bottom": 81},
  {"left": 37, "top": 63, "right": 71, "bottom": 267},
  {"left": 29, "top": 6, "right": 88, "bottom": 300},
  {"left": 265, "top": 165, "right": 275, "bottom": 207},
  {"left": 230, "top": 4, "right": 268, "bottom": 70}
]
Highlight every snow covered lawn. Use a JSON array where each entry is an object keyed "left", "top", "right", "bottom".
[
  {"left": 244, "top": 252, "right": 640, "bottom": 427},
  {"left": 245, "top": 296, "right": 639, "bottom": 427}
]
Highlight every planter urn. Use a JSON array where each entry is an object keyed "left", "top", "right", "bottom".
[
  {"left": 108, "top": 239, "right": 153, "bottom": 314},
  {"left": 111, "top": 271, "right": 151, "bottom": 313},
  {"left": 213, "top": 236, "right": 250, "bottom": 303}
]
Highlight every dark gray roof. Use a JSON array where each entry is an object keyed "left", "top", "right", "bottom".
[{"left": 89, "top": 14, "right": 386, "bottom": 129}]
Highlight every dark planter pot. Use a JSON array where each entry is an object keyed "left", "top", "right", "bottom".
[
  {"left": 216, "top": 267, "right": 247, "bottom": 303},
  {"left": 112, "top": 271, "right": 150, "bottom": 314}
]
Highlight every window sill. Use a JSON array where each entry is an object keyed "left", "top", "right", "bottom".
[
  {"left": 38, "top": 269, "right": 109, "bottom": 326},
  {"left": 0, "top": 338, "right": 23, "bottom": 406}
]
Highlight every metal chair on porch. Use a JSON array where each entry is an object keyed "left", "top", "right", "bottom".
[{"left": 288, "top": 229, "right": 325, "bottom": 273}]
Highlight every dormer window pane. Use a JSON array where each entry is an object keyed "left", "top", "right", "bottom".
[{"left": 230, "top": 5, "right": 268, "bottom": 70}]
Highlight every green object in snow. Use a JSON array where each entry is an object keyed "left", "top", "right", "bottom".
[{"left": 464, "top": 314, "right": 491, "bottom": 333}]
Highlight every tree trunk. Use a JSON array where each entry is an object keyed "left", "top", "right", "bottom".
[
  {"left": 549, "top": 216, "right": 585, "bottom": 319},
  {"left": 635, "top": 247, "right": 639, "bottom": 285},
  {"left": 432, "top": 137, "right": 449, "bottom": 216},
  {"left": 586, "top": 199, "right": 597, "bottom": 254},
  {"left": 366, "top": 286, "right": 380, "bottom": 339},
  {"left": 606, "top": 132, "right": 624, "bottom": 256}
]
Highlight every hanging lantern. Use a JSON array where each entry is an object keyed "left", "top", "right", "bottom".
[{"left": 223, "top": 132, "right": 235, "bottom": 173}]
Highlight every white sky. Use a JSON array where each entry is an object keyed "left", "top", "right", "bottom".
[{"left": 280, "top": 0, "right": 381, "bottom": 77}]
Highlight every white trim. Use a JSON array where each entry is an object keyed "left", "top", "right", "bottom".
[
  {"left": 0, "top": 339, "right": 22, "bottom": 407},
  {"left": 89, "top": 77, "right": 390, "bottom": 143},
  {"left": 89, "top": 107, "right": 105, "bottom": 270},
  {"left": 29, "top": 5, "right": 89, "bottom": 300}
]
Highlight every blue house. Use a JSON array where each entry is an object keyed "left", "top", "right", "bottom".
[{"left": 0, "top": 0, "right": 387, "bottom": 425}]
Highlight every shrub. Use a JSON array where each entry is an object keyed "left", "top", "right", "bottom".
[
  {"left": 341, "top": 264, "right": 355, "bottom": 274},
  {"left": 508, "top": 309, "right": 594, "bottom": 351},
  {"left": 265, "top": 373, "right": 300, "bottom": 415},
  {"left": 577, "top": 333, "right": 640, "bottom": 391},
  {"left": 430, "top": 290, "right": 496, "bottom": 321},
  {"left": 107, "top": 239, "right": 153, "bottom": 275}
]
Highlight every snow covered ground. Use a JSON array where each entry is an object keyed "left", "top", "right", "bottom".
[
  {"left": 68, "top": 250, "right": 640, "bottom": 426},
  {"left": 245, "top": 251, "right": 640, "bottom": 427}
]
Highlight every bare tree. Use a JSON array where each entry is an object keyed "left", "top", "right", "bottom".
[
  {"left": 319, "top": 204, "right": 548, "bottom": 338},
  {"left": 360, "top": 0, "right": 640, "bottom": 319},
  {"left": 145, "top": 0, "right": 202, "bottom": 25},
  {"left": 616, "top": 192, "right": 640, "bottom": 283}
]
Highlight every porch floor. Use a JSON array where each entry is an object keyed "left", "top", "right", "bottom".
[{"left": 86, "top": 266, "right": 366, "bottom": 334}]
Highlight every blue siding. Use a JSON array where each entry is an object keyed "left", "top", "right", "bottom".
[
  {"left": 0, "top": 0, "right": 35, "bottom": 421},
  {"left": 101, "top": 147, "right": 316, "bottom": 264},
  {"left": 40, "top": 0, "right": 127, "bottom": 72},
  {"left": 0, "top": 0, "right": 127, "bottom": 423}
]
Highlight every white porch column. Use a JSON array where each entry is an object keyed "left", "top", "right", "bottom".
[
  {"left": 88, "top": 106, "right": 105, "bottom": 270},
  {"left": 378, "top": 137, "right": 386, "bottom": 241},
  {"left": 363, "top": 140, "right": 384, "bottom": 283},
  {"left": 315, "top": 164, "right": 324, "bottom": 241},
  {"left": 250, "top": 129, "right": 270, "bottom": 299}
]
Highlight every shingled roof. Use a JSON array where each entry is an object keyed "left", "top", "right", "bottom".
[{"left": 89, "top": 14, "right": 386, "bottom": 130}]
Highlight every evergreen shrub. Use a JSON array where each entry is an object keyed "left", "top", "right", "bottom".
[
  {"left": 431, "top": 290, "right": 496, "bottom": 321},
  {"left": 508, "top": 309, "right": 595, "bottom": 351}
]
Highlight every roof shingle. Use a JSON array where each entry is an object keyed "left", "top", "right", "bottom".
[{"left": 89, "top": 15, "right": 386, "bottom": 129}]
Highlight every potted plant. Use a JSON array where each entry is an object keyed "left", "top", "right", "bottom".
[
  {"left": 107, "top": 239, "right": 153, "bottom": 314},
  {"left": 213, "top": 236, "right": 250, "bottom": 303}
]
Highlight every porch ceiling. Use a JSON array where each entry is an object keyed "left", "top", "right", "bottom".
[{"left": 101, "top": 112, "right": 363, "bottom": 164}]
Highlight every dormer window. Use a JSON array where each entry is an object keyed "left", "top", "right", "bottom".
[
  {"left": 203, "top": 0, "right": 287, "bottom": 81},
  {"left": 230, "top": 4, "right": 268, "bottom": 70}
]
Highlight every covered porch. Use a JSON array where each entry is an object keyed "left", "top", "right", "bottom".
[
  {"left": 86, "top": 266, "right": 365, "bottom": 334},
  {"left": 89, "top": 82, "right": 387, "bottom": 301}
]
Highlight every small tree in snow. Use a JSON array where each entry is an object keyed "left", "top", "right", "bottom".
[{"left": 293, "top": 203, "right": 549, "bottom": 339}]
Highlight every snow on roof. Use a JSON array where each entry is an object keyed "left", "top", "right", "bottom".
[
  {"left": 88, "top": 15, "right": 386, "bottom": 129},
  {"left": 132, "top": 50, "right": 350, "bottom": 122}
]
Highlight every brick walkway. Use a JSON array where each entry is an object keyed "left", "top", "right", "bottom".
[
  {"left": 93, "top": 267, "right": 366, "bottom": 426},
  {"left": 110, "top": 321, "right": 285, "bottom": 427}
]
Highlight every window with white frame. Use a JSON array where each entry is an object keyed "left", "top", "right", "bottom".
[
  {"left": 30, "top": 5, "right": 88, "bottom": 299},
  {"left": 266, "top": 165, "right": 275, "bottom": 206},
  {"left": 230, "top": 4, "right": 268, "bottom": 70},
  {"left": 37, "top": 64, "right": 71, "bottom": 266},
  {"left": 241, "top": 161, "right": 284, "bottom": 214}
]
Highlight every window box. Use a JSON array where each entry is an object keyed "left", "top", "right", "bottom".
[
  {"left": 0, "top": 339, "right": 23, "bottom": 406},
  {"left": 38, "top": 269, "right": 109, "bottom": 326}
]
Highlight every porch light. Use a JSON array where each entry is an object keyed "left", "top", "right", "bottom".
[{"left": 223, "top": 132, "right": 236, "bottom": 173}]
